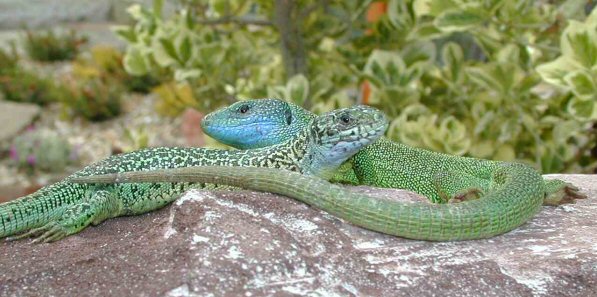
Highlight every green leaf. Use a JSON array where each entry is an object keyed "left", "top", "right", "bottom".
[
  {"left": 495, "top": 44, "right": 520, "bottom": 65},
  {"left": 159, "top": 38, "right": 180, "bottom": 63},
  {"left": 467, "top": 63, "right": 523, "bottom": 95},
  {"left": 409, "top": 22, "right": 443, "bottom": 40},
  {"left": 153, "top": 0, "right": 164, "bottom": 18},
  {"left": 469, "top": 140, "right": 494, "bottom": 158},
  {"left": 286, "top": 74, "right": 310, "bottom": 106},
  {"left": 439, "top": 116, "right": 470, "bottom": 155},
  {"left": 126, "top": 4, "right": 143, "bottom": 21},
  {"left": 498, "top": 118, "right": 521, "bottom": 142},
  {"left": 494, "top": 145, "right": 516, "bottom": 161},
  {"left": 561, "top": 20, "right": 597, "bottom": 68},
  {"left": 567, "top": 97, "right": 597, "bottom": 120},
  {"left": 123, "top": 46, "right": 148, "bottom": 75},
  {"left": 553, "top": 119, "right": 582, "bottom": 144},
  {"left": 401, "top": 41, "right": 436, "bottom": 68},
  {"left": 558, "top": 0, "right": 588, "bottom": 21},
  {"left": 112, "top": 26, "right": 137, "bottom": 43},
  {"left": 564, "top": 70, "right": 597, "bottom": 99},
  {"left": 267, "top": 86, "right": 286, "bottom": 100},
  {"left": 536, "top": 56, "right": 581, "bottom": 87},
  {"left": 387, "top": 0, "right": 414, "bottom": 30},
  {"left": 365, "top": 50, "right": 406, "bottom": 86},
  {"left": 174, "top": 69, "right": 201, "bottom": 81},
  {"left": 179, "top": 36, "right": 192, "bottom": 63},
  {"left": 466, "top": 66, "right": 503, "bottom": 94},
  {"left": 434, "top": 9, "right": 484, "bottom": 32},
  {"left": 442, "top": 42, "right": 463, "bottom": 82},
  {"left": 473, "top": 111, "right": 494, "bottom": 136}
]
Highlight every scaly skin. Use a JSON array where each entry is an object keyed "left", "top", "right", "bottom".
[
  {"left": 70, "top": 164, "right": 545, "bottom": 241},
  {"left": 201, "top": 99, "right": 586, "bottom": 204},
  {"left": 0, "top": 105, "right": 387, "bottom": 242}
]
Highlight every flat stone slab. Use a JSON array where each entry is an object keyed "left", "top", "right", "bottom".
[
  {"left": 0, "top": 175, "right": 595, "bottom": 296},
  {"left": 0, "top": 100, "right": 40, "bottom": 143}
]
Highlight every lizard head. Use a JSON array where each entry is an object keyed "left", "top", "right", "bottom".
[
  {"left": 303, "top": 105, "right": 387, "bottom": 177},
  {"left": 201, "top": 99, "right": 315, "bottom": 149}
]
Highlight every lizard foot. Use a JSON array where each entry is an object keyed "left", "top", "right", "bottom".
[
  {"left": 449, "top": 188, "right": 483, "bottom": 203},
  {"left": 9, "top": 190, "right": 119, "bottom": 243},
  {"left": 543, "top": 180, "right": 587, "bottom": 206},
  {"left": 6, "top": 222, "right": 69, "bottom": 243}
]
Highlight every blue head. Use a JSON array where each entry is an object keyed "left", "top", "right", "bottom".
[{"left": 201, "top": 99, "right": 315, "bottom": 149}]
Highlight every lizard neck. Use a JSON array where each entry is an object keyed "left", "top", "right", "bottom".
[
  {"left": 239, "top": 129, "right": 311, "bottom": 173},
  {"left": 240, "top": 124, "right": 340, "bottom": 179}
]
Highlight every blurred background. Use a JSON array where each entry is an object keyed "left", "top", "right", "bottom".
[{"left": 0, "top": 0, "right": 595, "bottom": 202}]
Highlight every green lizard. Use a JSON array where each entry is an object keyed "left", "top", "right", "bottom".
[
  {"left": 199, "top": 99, "right": 585, "bottom": 205},
  {"left": 70, "top": 101, "right": 585, "bottom": 240},
  {"left": 0, "top": 105, "right": 387, "bottom": 242}
]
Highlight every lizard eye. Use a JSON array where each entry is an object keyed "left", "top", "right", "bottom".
[
  {"left": 339, "top": 113, "right": 352, "bottom": 124},
  {"left": 239, "top": 104, "right": 250, "bottom": 114},
  {"left": 285, "top": 109, "right": 292, "bottom": 125}
]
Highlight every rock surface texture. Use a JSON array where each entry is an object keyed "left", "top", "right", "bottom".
[
  {"left": 1, "top": 174, "right": 595, "bottom": 296},
  {"left": 0, "top": 101, "right": 40, "bottom": 143}
]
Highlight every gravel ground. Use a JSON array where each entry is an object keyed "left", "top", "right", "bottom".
[{"left": 0, "top": 92, "right": 189, "bottom": 194}]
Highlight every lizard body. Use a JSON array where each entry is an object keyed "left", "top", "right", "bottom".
[
  {"left": 1, "top": 105, "right": 386, "bottom": 242},
  {"left": 201, "top": 99, "right": 585, "bottom": 205}
]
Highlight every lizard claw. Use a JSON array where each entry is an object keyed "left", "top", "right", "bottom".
[
  {"left": 544, "top": 182, "right": 587, "bottom": 206},
  {"left": 31, "top": 224, "right": 67, "bottom": 243},
  {"left": 6, "top": 225, "right": 49, "bottom": 241},
  {"left": 449, "top": 188, "right": 483, "bottom": 203},
  {"left": 6, "top": 222, "right": 68, "bottom": 243}
]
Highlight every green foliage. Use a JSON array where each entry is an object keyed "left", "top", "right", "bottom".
[
  {"left": 537, "top": 9, "right": 597, "bottom": 121},
  {"left": 0, "top": 44, "right": 19, "bottom": 74},
  {"left": 60, "top": 78, "right": 123, "bottom": 121},
  {"left": 23, "top": 29, "right": 87, "bottom": 62},
  {"left": 10, "top": 129, "right": 77, "bottom": 173},
  {"left": 152, "top": 81, "right": 197, "bottom": 116},
  {"left": 118, "top": 0, "right": 596, "bottom": 173},
  {"left": 121, "top": 126, "right": 150, "bottom": 152},
  {"left": 0, "top": 69, "right": 62, "bottom": 105},
  {"left": 73, "top": 45, "right": 160, "bottom": 94}
]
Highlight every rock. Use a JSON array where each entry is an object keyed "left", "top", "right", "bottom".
[
  {"left": 0, "top": 100, "right": 40, "bottom": 143},
  {"left": 0, "top": 175, "right": 596, "bottom": 296},
  {"left": 0, "top": 0, "right": 111, "bottom": 29},
  {"left": 180, "top": 108, "right": 205, "bottom": 147},
  {"left": 0, "top": 0, "right": 178, "bottom": 30}
]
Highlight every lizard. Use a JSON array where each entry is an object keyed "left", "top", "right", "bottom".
[
  {"left": 0, "top": 105, "right": 387, "bottom": 242},
  {"left": 198, "top": 99, "right": 585, "bottom": 205},
  {"left": 70, "top": 102, "right": 584, "bottom": 240}
]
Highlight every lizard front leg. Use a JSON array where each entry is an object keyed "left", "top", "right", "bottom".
[
  {"left": 433, "top": 171, "right": 489, "bottom": 204},
  {"left": 10, "top": 189, "right": 123, "bottom": 243}
]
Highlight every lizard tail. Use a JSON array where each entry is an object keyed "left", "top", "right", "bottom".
[
  {"left": 0, "top": 181, "right": 86, "bottom": 238},
  {"left": 70, "top": 163, "right": 545, "bottom": 240}
]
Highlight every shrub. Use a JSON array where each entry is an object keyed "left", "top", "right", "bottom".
[
  {"left": 73, "top": 45, "right": 160, "bottom": 93},
  {"left": 60, "top": 78, "right": 123, "bottom": 121},
  {"left": 0, "top": 44, "right": 18, "bottom": 74},
  {"left": 23, "top": 29, "right": 87, "bottom": 62},
  {"left": 0, "top": 69, "right": 62, "bottom": 105},
  {"left": 10, "top": 128, "right": 77, "bottom": 173},
  {"left": 117, "top": 0, "right": 597, "bottom": 173}
]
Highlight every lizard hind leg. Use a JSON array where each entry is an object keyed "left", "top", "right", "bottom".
[
  {"left": 433, "top": 171, "right": 488, "bottom": 204},
  {"left": 543, "top": 179, "right": 587, "bottom": 206},
  {"left": 12, "top": 189, "right": 122, "bottom": 243}
]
